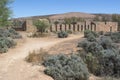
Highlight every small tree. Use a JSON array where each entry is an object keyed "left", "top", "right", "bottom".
[
  {"left": 33, "top": 19, "right": 50, "bottom": 34},
  {"left": 0, "top": 0, "right": 13, "bottom": 27}
]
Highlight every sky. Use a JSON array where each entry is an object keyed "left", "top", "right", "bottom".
[{"left": 11, "top": 0, "right": 120, "bottom": 18}]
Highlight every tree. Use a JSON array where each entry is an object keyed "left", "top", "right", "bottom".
[
  {"left": 0, "top": 0, "right": 13, "bottom": 27},
  {"left": 33, "top": 19, "right": 50, "bottom": 34}
]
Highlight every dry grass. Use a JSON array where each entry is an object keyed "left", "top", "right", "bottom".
[
  {"left": 27, "top": 32, "right": 51, "bottom": 38},
  {"left": 26, "top": 48, "right": 49, "bottom": 64}
]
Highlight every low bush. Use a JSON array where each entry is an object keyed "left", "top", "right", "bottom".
[
  {"left": 78, "top": 40, "right": 103, "bottom": 55},
  {"left": 104, "top": 32, "right": 120, "bottom": 43},
  {"left": 98, "top": 31, "right": 104, "bottom": 35},
  {"left": 43, "top": 54, "right": 89, "bottom": 80},
  {"left": 0, "top": 37, "right": 16, "bottom": 53},
  {"left": 104, "top": 32, "right": 112, "bottom": 36},
  {"left": 0, "top": 28, "right": 22, "bottom": 39},
  {"left": 84, "top": 30, "right": 99, "bottom": 38},
  {"left": 78, "top": 33, "right": 120, "bottom": 78},
  {"left": 0, "top": 28, "right": 21, "bottom": 53},
  {"left": 111, "top": 32, "right": 120, "bottom": 43},
  {"left": 58, "top": 31, "right": 68, "bottom": 38},
  {"left": 87, "top": 33, "right": 96, "bottom": 42}
]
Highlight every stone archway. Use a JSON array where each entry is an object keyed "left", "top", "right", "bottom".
[
  {"left": 60, "top": 24, "right": 62, "bottom": 31},
  {"left": 77, "top": 24, "right": 80, "bottom": 31},
  {"left": 91, "top": 22, "right": 96, "bottom": 31},
  {"left": 81, "top": 25, "right": 83, "bottom": 31},
  {"left": 55, "top": 24, "right": 58, "bottom": 31}
]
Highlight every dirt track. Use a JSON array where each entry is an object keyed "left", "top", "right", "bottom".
[{"left": 0, "top": 33, "right": 83, "bottom": 80}]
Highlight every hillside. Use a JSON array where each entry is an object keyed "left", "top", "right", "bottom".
[
  {"left": 49, "top": 12, "right": 95, "bottom": 19},
  {"left": 12, "top": 12, "right": 96, "bottom": 20}
]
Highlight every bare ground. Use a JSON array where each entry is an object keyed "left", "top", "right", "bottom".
[{"left": 0, "top": 32, "right": 83, "bottom": 80}]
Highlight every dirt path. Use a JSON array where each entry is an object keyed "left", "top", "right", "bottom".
[{"left": 0, "top": 33, "right": 83, "bottom": 80}]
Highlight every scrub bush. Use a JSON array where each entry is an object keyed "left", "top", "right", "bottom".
[
  {"left": 0, "top": 37, "right": 16, "bottom": 53},
  {"left": 78, "top": 33, "right": 120, "bottom": 78},
  {"left": 0, "top": 28, "right": 21, "bottom": 53},
  {"left": 43, "top": 54, "right": 89, "bottom": 80},
  {"left": 84, "top": 30, "right": 99, "bottom": 38},
  {"left": 58, "top": 31, "right": 68, "bottom": 38}
]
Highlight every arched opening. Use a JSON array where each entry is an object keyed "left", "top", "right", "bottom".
[
  {"left": 60, "top": 24, "right": 62, "bottom": 31},
  {"left": 69, "top": 24, "right": 71, "bottom": 30},
  {"left": 77, "top": 24, "right": 80, "bottom": 31},
  {"left": 110, "top": 27, "right": 112, "bottom": 32},
  {"left": 91, "top": 22, "right": 96, "bottom": 31},
  {"left": 50, "top": 25, "right": 52, "bottom": 32},
  {"left": 81, "top": 25, "right": 83, "bottom": 31},
  {"left": 65, "top": 24, "right": 67, "bottom": 31},
  {"left": 88, "top": 25, "right": 90, "bottom": 30},
  {"left": 55, "top": 24, "right": 58, "bottom": 31}
]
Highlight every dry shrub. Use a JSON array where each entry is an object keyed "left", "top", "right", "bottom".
[
  {"left": 26, "top": 48, "right": 49, "bottom": 64},
  {"left": 28, "top": 32, "right": 50, "bottom": 38}
]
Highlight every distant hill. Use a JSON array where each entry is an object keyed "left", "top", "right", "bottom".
[
  {"left": 12, "top": 12, "right": 96, "bottom": 20},
  {"left": 12, "top": 12, "right": 120, "bottom": 22},
  {"left": 49, "top": 12, "right": 95, "bottom": 19}
]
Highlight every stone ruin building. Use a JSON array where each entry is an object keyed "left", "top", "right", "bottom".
[{"left": 12, "top": 19, "right": 118, "bottom": 33}]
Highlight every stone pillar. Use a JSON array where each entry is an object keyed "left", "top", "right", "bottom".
[
  {"left": 75, "top": 24, "right": 78, "bottom": 31},
  {"left": 66, "top": 24, "right": 69, "bottom": 31},
  {"left": 26, "top": 20, "right": 37, "bottom": 32},
  {"left": 51, "top": 24, "right": 56, "bottom": 32},
  {"left": 71, "top": 24, "right": 73, "bottom": 31}
]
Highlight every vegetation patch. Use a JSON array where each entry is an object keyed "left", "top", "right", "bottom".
[
  {"left": 84, "top": 30, "right": 99, "bottom": 38},
  {"left": 26, "top": 48, "right": 49, "bottom": 64},
  {"left": 58, "top": 31, "right": 68, "bottom": 38},
  {"left": 43, "top": 53, "right": 89, "bottom": 80},
  {"left": 0, "top": 28, "right": 22, "bottom": 53},
  {"left": 77, "top": 30, "right": 120, "bottom": 78}
]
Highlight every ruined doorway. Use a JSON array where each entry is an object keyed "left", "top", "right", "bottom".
[{"left": 91, "top": 22, "right": 96, "bottom": 31}]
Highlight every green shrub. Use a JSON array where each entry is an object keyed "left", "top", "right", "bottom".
[
  {"left": 98, "top": 31, "right": 104, "bottom": 35},
  {"left": 0, "top": 37, "right": 16, "bottom": 53},
  {"left": 58, "top": 31, "right": 68, "bottom": 38},
  {"left": 0, "top": 28, "right": 22, "bottom": 39},
  {"left": 78, "top": 35, "right": 120, "bottom": 78},
  {"left": 104, "top": 32, "right": 111, "bottom": 36},
  {"left": 111, "top": 32, "right": 120, "bottom": 43},
  {"left": 82, "top": 53, "right": 99, "bottom": 74},
  {"left": 0, "top": 28, "right": 20, "bottom": 53},
  {"left": 99, "top": 36, "right": 113, "bottom": 49},
  {"left": 78, "top": 40, "right": 103, "bottom": 55},
  {"left": 43, "top": 54, "right": 89, "bottom": 80},
  {"left": 84, "top": 30, "right": 99, "bottom": 38},
  {"left": 87, "top": 33, "right": 96, "bottom": 42}
]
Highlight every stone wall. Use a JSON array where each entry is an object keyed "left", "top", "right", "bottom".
[
  {"left": 26, "top": 20, "right": 37, "bottom": 32},
  {"left": 21, "top": 20, "right": 118, "bottom": 32},
  {"left": 95, "top": 22, "right": 118, "bottom": 32},
  {"left": 50, "top": 21, "right": 118, "bottom": 32}
]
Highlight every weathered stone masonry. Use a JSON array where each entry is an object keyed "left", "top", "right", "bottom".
[
  {"left": 49, "top": 22, "right": 117, "bottom": 32},
  {"left": 13, "top": 20, "right": 118, "bottom": 32}
]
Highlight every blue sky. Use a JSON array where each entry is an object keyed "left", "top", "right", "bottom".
[{"left": 12, "top": 0, "right": 120, "bottom": 18}]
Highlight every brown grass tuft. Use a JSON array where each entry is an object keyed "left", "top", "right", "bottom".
[{"left": 26, "top": 48, "right": 49, "bottom": 64}]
